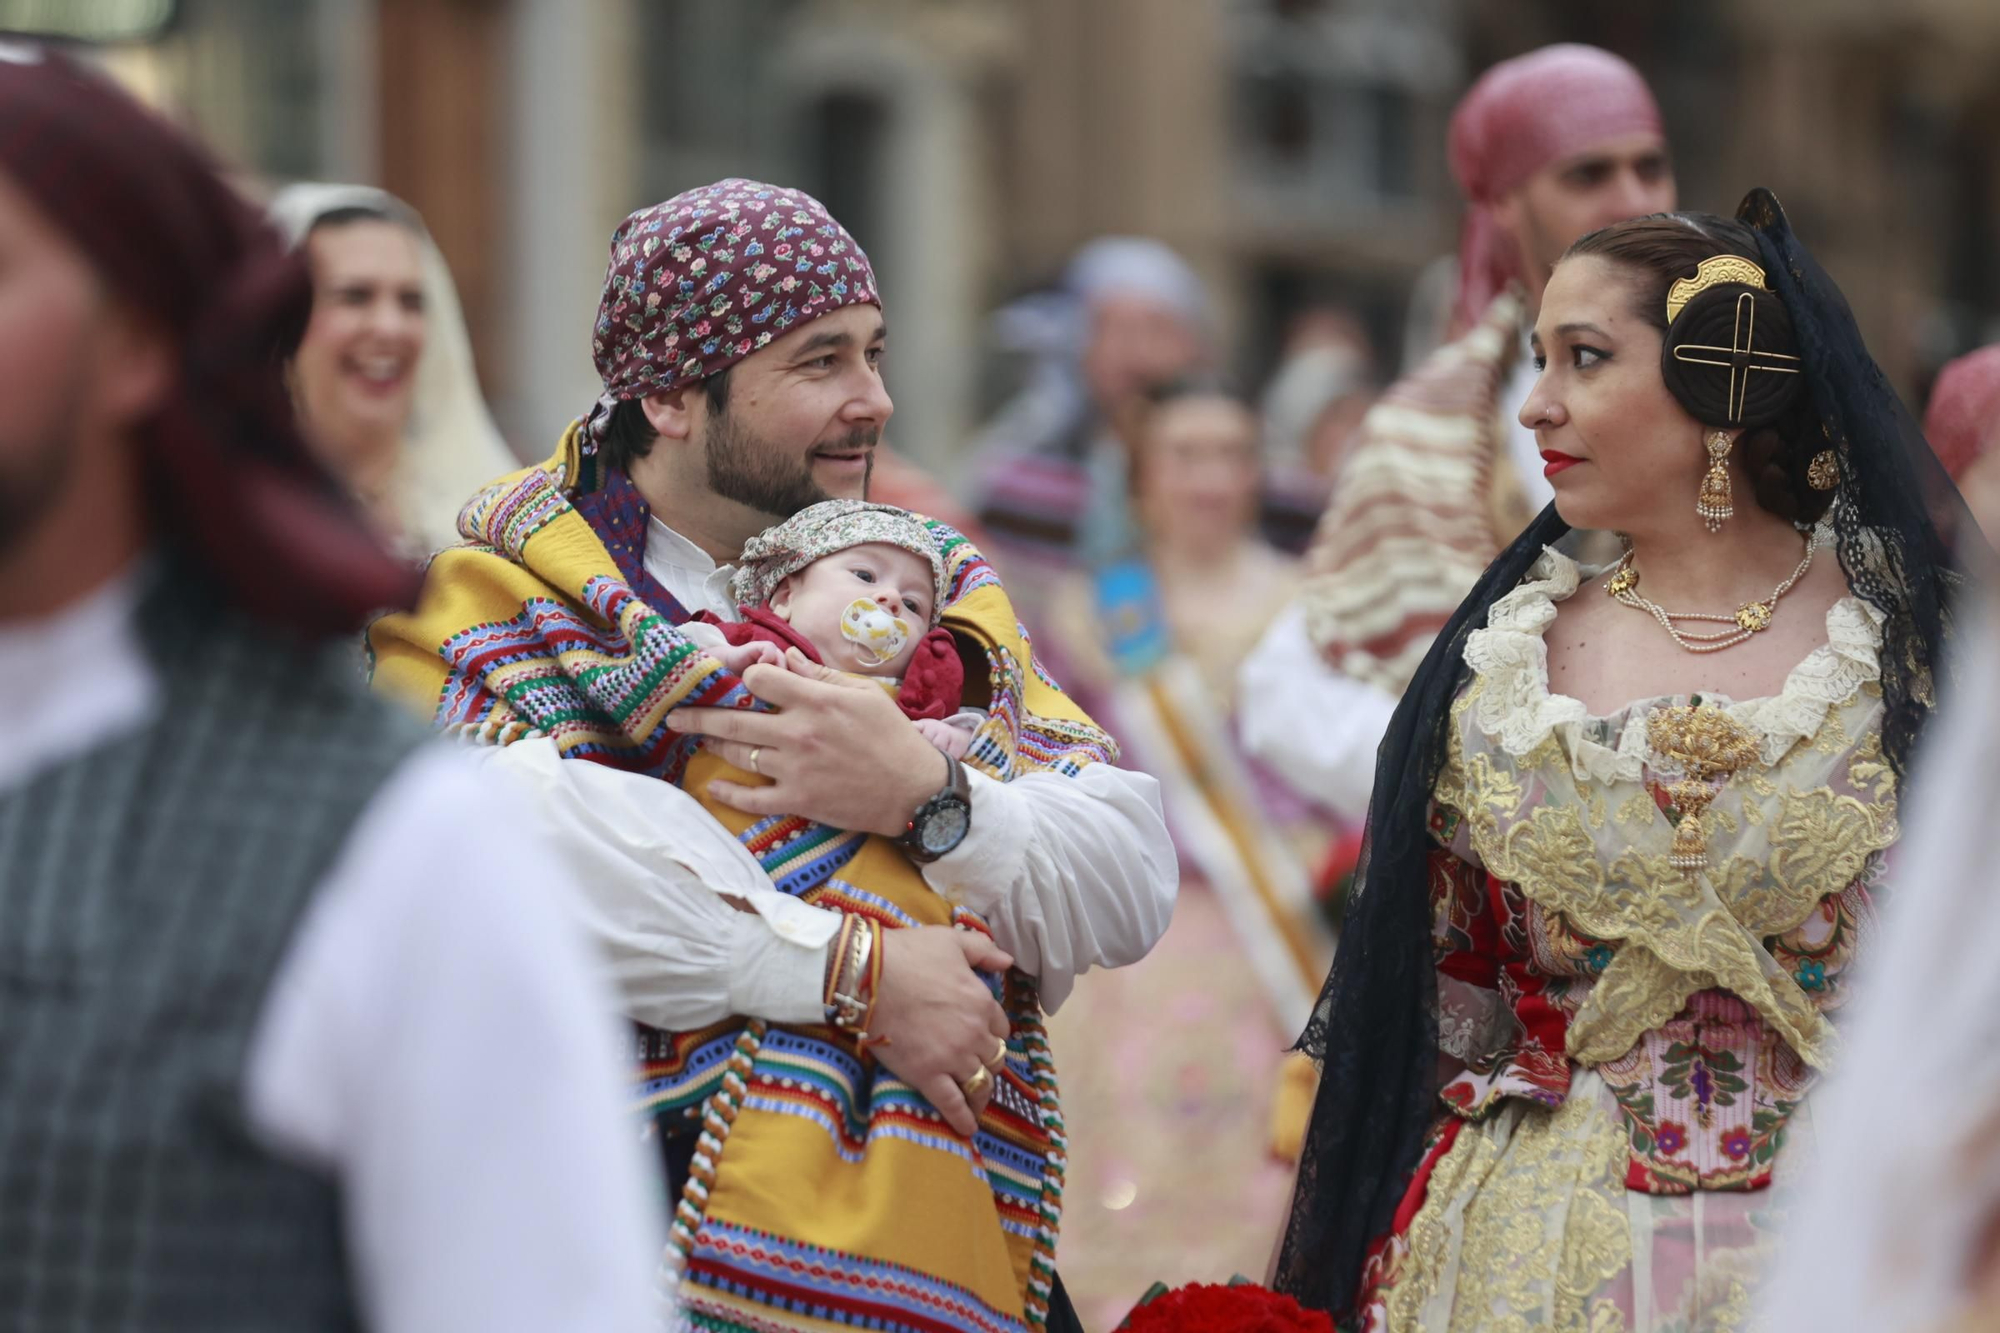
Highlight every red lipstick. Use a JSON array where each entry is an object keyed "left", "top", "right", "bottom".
[{"left": 1540, "top": 450, "right": 1582, "bottom": 477}]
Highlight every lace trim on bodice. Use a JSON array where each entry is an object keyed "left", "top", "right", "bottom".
[{"left": 1462, "top": 545, "right": 1885, "bottom": 785}]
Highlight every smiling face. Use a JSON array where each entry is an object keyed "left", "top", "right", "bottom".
[
  {"left": 293, "top": 217, "right": 426, "bottom": 477},
  {"left": 1522, "top": 253, "right": 1717, "bottom": 533},
  {"left": 768, "top": 540, "right": 937, "bottom": 676},
  {"left": 703, "top": 303, "right": 890, "bottom": 507}
]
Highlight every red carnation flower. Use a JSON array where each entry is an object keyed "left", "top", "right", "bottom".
[{"left": 1117, "top": 1282, "right": 1334, "bottom": 1333}]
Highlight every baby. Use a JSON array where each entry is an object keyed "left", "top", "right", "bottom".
[{"left": 682, "top": 500, "right": 982, "bottom": 758}]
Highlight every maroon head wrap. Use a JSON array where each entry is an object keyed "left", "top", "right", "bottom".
[
  {"left": 0, "top": 46, "right": 413, "bottom": 634},
  {"left": 1446, "top": 44, "right": 1664, "bottom": 332},
  {"left": 1924, "top": 345, "right": 2000, "bottom": 482},
  {"left": 583, "top": 178, "right": 879, "bottom": 449}
]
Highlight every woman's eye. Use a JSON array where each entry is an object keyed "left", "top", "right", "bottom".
[
  {"left": 1573, "top": 345, "right": 1608, "bottom": 369},
  {"left": 1532, "top": 355, "right": 1548, "bottom": 372}
]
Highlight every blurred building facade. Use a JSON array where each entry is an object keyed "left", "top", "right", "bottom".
[{"left": 40, "top": 0, "right": 2000, "bottom": 479}]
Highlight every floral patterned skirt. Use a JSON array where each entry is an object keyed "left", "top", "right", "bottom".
[{"left": 1362, "top": 1070, "right": 1814, "bottom": 1332}]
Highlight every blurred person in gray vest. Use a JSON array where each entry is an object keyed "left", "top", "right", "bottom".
[
  {"left": 271, "top": 183, "right": 521, "bottom": 556},
  {"left": 1239, "top": 44, "right": 1675, "bottom": 819},
  {"left": 0, "top": 44, "right": 661, "bottom": 1332}
]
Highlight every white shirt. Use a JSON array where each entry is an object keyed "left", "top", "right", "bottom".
[
  {"left": 1235, "top": 604, "right": 1398, "bottom": 822},
  {"left": 480, "top": 514, "right": 1178, "bottom": 1022},
  {"left": 0, "top": 573, "right": 663, "bottom": 1333},
  {"left": 1236, "top": 324, "right": 1549, "bottom": 817}
]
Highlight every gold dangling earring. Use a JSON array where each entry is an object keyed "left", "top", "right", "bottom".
[{"left": 1697, "top": 429, "right": 1734, "bottom": 532}]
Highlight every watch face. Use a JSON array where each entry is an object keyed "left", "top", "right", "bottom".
[{"left": 920, "top": 796, "right": 971, "bottom": 855}]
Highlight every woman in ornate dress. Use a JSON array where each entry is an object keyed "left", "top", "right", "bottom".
[{"left": 1272, "top": 190, "right": 1970, "bottom": 1331}]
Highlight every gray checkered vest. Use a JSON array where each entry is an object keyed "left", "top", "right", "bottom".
[{"left": 0, "top": 566, "right": 423, "bottom": 1329}]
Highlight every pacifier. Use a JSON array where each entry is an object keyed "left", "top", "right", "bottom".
[{"left": 840, "top": 598, "right": 912, "bottom": 667}]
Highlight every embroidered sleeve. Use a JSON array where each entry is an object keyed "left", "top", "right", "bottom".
[{"left": 1428, "top": 818, "right": 1513, "bottom": 1074}]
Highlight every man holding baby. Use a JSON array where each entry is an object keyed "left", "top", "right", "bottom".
[{"left": 369, "top": 178, "right": 1175, "bottom": 1333}]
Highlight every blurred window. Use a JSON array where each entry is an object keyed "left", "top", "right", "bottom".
[
  {"left": 637, "top": 0, "right": 803, "bottom": 195},
  {"left": 1227, "top": 0, "right": 1449, "bottom": 211}
]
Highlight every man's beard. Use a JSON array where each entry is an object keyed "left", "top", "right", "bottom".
[
  {"left": 703, "top": 410, "right": 875, "bottom": 520},
  {"left": 0, "top": 416, "right": 80, "bottom": 565}
]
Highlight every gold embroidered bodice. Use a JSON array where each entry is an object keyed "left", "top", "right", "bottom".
[{"left": 1426, "top": 546, "right": 1898, "bottom": 1192}]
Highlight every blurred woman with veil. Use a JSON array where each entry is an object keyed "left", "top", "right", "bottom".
[
  {"left": 1270, "top": 190, "right": 1972, "bottom": 1330},
  {"left": 1041, "top": 382, "right": 1343, "bottom": 1327},
  {"left": 271, "top": 184, "right": 520, "bottom": 556}
]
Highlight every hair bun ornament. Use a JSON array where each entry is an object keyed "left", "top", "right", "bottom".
[{"left": 1660, "top": 257, "right": 1804, "bottom": 430}]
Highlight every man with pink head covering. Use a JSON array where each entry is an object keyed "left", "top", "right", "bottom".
[
  {"left": 1925, "top": 344, "right": 2000, "bottom": 548},
  {"left": 1241, "top": 44, "right": 1675, "bottom": 820}
]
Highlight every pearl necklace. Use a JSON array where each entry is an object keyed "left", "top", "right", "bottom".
[{"left": 1602, "top": 531, "right": 1819, "bottom": 654}]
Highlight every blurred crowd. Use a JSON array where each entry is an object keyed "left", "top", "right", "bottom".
[{"left": 6, "top": 18, "right": 2000, "bottom": 1333}]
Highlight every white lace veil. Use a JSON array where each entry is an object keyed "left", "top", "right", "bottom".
[{"left": 269, "top": 183, "right": 521, "bottom": 555}]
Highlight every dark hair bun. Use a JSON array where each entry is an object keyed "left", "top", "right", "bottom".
[{"left": 1659, "top": 284, "right": 1804, "bottom": 430}]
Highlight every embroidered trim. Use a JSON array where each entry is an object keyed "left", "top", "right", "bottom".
[{"left": 1463, "top": 545, "right": 1886, "bottom": 785}]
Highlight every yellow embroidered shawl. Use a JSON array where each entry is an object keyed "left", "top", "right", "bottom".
[{"left": 367, "top": 425, "right": 1119, "bottom": 1333}]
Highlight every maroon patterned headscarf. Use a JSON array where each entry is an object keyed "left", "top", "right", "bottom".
[
  {"left": 583, "top": 178, "right": 880, "bottom": 449},
  {"left": 1446, "top": 44, "right": 1663, "bottom": 333},
  {"left": 0, "top": 45, "right": 413, "bottom": 634}
]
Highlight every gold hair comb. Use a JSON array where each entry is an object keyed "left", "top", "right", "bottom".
[{"left": 1666, "top": 255, "right": 1771, "bottom": 323}]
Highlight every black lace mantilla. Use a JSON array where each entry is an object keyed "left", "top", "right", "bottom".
[{"left": 1271, "top": 188, "right": 1972, "bottom": 1324}]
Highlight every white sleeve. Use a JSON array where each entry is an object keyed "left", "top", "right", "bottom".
[
  {"left": 921, "top": 763, "right": 1177, "bottom": 1013},
  {"left": 1235, "top": 603, "right": 1398, "bottom": 821},
  {"left": 243, "top": 746, "right": 663, "bottom": 1333},
  {"left": 470, "top": 737, "right": 837, "bottom": 1028}
]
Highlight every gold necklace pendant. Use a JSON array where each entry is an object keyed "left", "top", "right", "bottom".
[
  {"left": 1646, "top": 703, "right": 1760, "bottom": 869},
  {"left": 1603, "top": 532, "right": 1816, "bottom": 654}
]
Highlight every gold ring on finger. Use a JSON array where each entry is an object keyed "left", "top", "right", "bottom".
[
  {"left": 959, "top": 1066, "right": 993, "bottom": 1100},
  {"left": 983, "top": 1038, "right": 1008, "bottom": 1072}
]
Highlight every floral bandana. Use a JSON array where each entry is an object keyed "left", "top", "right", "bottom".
[
  {"left": 583, "top": 178, "right": 879, "bottom": 450},
  {"left": 730, "top": 500, "right": 947, "bottom": 625}
]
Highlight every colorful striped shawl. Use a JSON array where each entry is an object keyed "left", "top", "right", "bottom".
[{"left": 367, "top": 423, "right": 1119, "bottom": 1332}]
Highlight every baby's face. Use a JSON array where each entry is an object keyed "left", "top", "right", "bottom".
[{"left": 769, "top": 542, "right": 938, "bottom": 676}]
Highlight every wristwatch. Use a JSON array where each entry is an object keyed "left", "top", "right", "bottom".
[{"left": 898, "top": 753, "right": 972, "bottom": 863}]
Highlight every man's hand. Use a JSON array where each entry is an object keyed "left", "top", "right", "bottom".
[
  {"left": 869, "top": 926, "right": 1013, "bottom": 1137},
  {"left": 667, "top": 648, "right": 949, "bottom": 837}
]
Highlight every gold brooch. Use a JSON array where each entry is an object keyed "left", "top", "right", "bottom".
[
  {"left": 1606, "top": 566, "right": 1639, "bottom": 597},
  {"left": 1807, "top": 449, "right": 1839, "bottom": 491},
  {"left": 1647, "top": 703, "right": 1760, "bottom": 870},
  {"left": 1734, "top": 602, "right": 1774, "bottom": 632}
]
